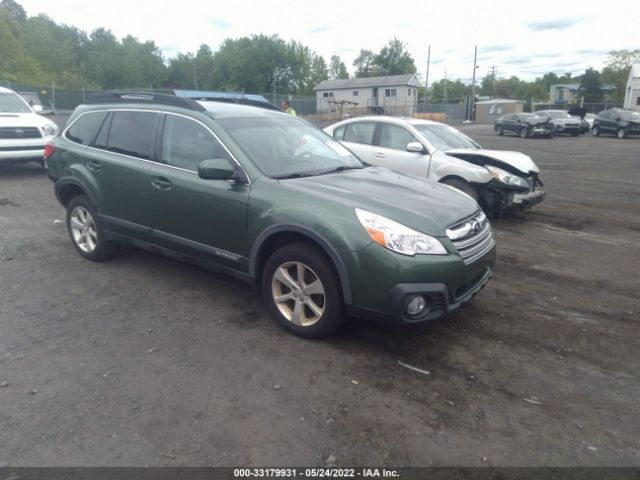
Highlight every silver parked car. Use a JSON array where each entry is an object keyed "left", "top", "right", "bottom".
[
  {"left": 534, "top": 110, "right": 581, "bottom": 136},
  {"left": 324, "top": 116, "right": 545, "bottom": 215}
]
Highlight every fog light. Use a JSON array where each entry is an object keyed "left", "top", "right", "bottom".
[{"left": 406, "top": 295, "right": 427, "bottom": 316}]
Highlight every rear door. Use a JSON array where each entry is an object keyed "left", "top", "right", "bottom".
[
  {"left": 598, "top": 111, "right": 614, "bottom": 133},
  {"left": 148, "top": 113, "right": 250, "bottom": 269},
  {"left": 502, "top": 114, "right": 518, "bottom": 134},
  {"left": 85, "top": 110, "right": 159, "bottom": 236},
  {"left": 371, "top": 122, "right": 429, "bottom": 177}
]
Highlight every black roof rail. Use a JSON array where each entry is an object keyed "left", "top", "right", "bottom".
[
  {"left": 192, "top": 96, "right": 283, "bottom": 112},
  {"left": 85, "top": 91, "right": 206, "bottom": 111}
]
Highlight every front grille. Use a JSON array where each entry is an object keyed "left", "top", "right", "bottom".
[
  {"left": 0, "top": 127, "right": 42, "bottom": 139},
  {"left": 446, "top": 211, "right": 495, "bottom": 265}
]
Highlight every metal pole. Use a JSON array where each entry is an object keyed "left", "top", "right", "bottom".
[
  {"left": 51, "top": 80, "right": 56, "bottom": 110},
  {"left": 444, "top": 65, "right": 447, "bottom": 104},
  {"left": 425, "top": 45, "right": 431, "bottom": 109},
  {"left": 192, "top": 53, "right": 199, "bottom": 90},
  {"left": 471, "top": 45, "right": 477, "bottom": 121}
]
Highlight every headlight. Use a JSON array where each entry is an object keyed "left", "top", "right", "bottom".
[
  {"left": 486, "top": 166, "right": 529, "bottom": 188},
  {"left": 354, "top": 208, "right": 447, "bottom": 256},
  {"left": 42, "top": 123, "right": 58, "bottom": 137}
]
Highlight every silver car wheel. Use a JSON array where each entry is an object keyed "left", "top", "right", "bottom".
[
  {"left": 271, "top": 261, "right": 326, "bottom": 327},
  {"left": 69, "top": 206, "right": 98, "bottom": 253}
]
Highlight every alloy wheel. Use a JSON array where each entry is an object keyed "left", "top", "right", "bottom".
[
  {"left": 271, "top": 261, "right": 326, "bottom": 327},
  {"left": 69, "top": 205, "right": 98, "bottom": 253}
]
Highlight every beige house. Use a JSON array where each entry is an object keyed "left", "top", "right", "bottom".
[{"left": 313, "top": 74, "right": 421, "bottom": 117}]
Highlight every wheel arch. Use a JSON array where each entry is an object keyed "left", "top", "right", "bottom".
[
  {"left": 54, "top": 177, "right": 97, "bottom": 208},
  {"left": 249, "top": 225, "right": 353, "bottom": 304}
]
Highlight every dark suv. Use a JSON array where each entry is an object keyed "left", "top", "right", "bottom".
[
  {"left": 592, "top": 109, "right": 640, "bottom": 139},
  {"left": 45, "top": 93, "right": 495, "bottom": 338}
]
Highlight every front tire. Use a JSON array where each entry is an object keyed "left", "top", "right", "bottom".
[
  {"left": 66, "top": 195, "right": 118, "bottom": 261},
  {"left": 591, "top": 126, "right": 600, "bottom": 136},
  {"left": 617, "top": 127, "right": 628, "bottom": 139},
  {"left": 496, "top": 125, "right": 503, "bottom": 136},
  {"left": 441, "top": 178, "right": 479, "bottom": 202},
  {"left": 520, "top": 126, "right": 529, "bottom": 138},
  {"left": 262, "top": 242, "right": 346, "bottom": 339}
]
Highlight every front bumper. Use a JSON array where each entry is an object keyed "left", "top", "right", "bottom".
[
  {"left": 529, "top": 126, "right": 553, "bottom": 137},
  {"left": 348, "top": 266, "right": 493, "bottom": 324},
  {"left": 508, "top": 189, "right": 546, "bottom": 209},
  {"left": 555, "top": 124, "right": 581, "bottom": 134},
  {"left": 0, "top": 139, "right": 47, "bottom": 163}
]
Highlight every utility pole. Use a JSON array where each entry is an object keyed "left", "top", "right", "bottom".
[
  {"left": 470, "top": 45, "right": 478, "bottom": 121},
  {"left": 489, "top": 65, "right": 497, "bottom": 98},
  {"left": 444, "top": 65, "right": 447, "bottom": 104},
  {"left": 425, "top": 45, "right": 431, "bottom": 107}
]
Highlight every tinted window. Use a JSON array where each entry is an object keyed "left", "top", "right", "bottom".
[
  {"left": 378, "top": 123, "right": 417, "bottom": 150},
  {"left": 598, "top": 111, "right": 610, "bottom": 119},
  {"left": 65, "top": 112, "right": 107, "bottom": 145},
  {"left": 414, "top": 124, "right": 481, "bottom": 150},
  {"left": 504, "top": 114, "right": 517, "bottom": 120},
  {"left": 619, "top": 111, "right": 640, "bottom": 121},
  {"left": 343, "top": 122, "right": 376, "bottom": 144},
  {"left": 105, "top": 111, "right": 159, "bottom": 160},
  {"left": 162, "top": 115, "right": 230, "bottom": 171}
]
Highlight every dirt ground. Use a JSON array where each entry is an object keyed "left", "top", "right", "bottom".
[{"left": 0, "top": 123, "right": 639, "bottom": 467}]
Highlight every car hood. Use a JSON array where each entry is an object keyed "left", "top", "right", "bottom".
[
  {"left": 0, "top": 112, "right": 54, "bottom": 128},
  {"left": 443, "top": 148, "right": 539, "bottom": 174},
  {"left": 282, "top": 167, "right": 479, "bottom": 236}
]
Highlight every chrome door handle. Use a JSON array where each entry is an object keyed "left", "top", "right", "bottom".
[
  {"left": 86, "top": 160, "right": 102, "bottom": 172},
  {"left": 373, "top": 152, "right": 386, "bottom": 159}
]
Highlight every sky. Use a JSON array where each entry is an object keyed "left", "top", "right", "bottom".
[{"left": 17, "top": 0, "right": 640, "bottom": 84}]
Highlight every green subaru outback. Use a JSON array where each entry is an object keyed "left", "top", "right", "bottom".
[{"left": 45, "top": 93, "right": 495, "bottom": 338}]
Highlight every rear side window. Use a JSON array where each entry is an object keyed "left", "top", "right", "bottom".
[
  {"left": 343, "top": 122, "right": 376, "bottom": 145},
  {"left": 161, "top": 115, "right": 231, "bottom": 171},
  {"left": 65, "top": 112, "right": 106, "bottom": 145},
  {"left": 104, "top": 111, "right": 159, "bottom": 160}
]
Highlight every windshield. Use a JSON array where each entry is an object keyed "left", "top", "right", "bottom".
[
  {"left": 620, "top": 111, "right": 640, "bottom": 121},
  {"left": 0, "top": 92, "right": 32, "bottom": 113},
  {"left": 218, "top": 116, "right": 364, "bottom": 178},
  {"left": 413, "top": 124, "right": 481, "bottom": 151}
]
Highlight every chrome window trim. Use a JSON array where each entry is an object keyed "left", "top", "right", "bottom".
[{"left": 62, "top": 108, "right": 251, "bottom": 184}]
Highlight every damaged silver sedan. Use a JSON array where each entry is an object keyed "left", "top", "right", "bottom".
[{"left": 324, "top": 117, "right": 544, "bottom": 216}]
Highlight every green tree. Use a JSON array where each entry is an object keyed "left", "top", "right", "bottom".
[
  {"left": 329, "top": 55, "right": 348, "bottom": 80},
  {"left": 353, "top": 49, "right": 378, "bottom": 78},
  {"left": 308, "top": 55, "right": 329, "bottom": 92},
  {"left": 578, "top": 68, "right": 602, "bottom": 102},
  {"left": 373, "top": 38, "right": 416, "bottom": 76},
  {"left": 601, "top": 49, "right": 640, "bottom": 102},
  {"left": 430, "top": 79, "right": 469, "bottom": 102}
]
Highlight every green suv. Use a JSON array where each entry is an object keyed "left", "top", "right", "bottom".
[{"left": 45, "top": 93, "right": 495, "bottom": 338}]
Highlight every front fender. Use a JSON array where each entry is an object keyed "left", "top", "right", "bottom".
[{"left": 429, "top": 151, "right": 492, "bottom": 184}]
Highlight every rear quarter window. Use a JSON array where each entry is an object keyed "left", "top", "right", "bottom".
[
  {"left": 104, "top": 111, "right": 159, "bottom": 160},
  {"left": 343, "top": 122, "right": 376, "bottom": 145},
  {"left": 65, "top": 112, "right": 107, "bottom": 145}
]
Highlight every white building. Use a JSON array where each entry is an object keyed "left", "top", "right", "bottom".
[
  {"left": 623, "top": 64, "right": 640, "bottom": 111},
  {"left": 313, "top": 74, "right": 421, "bottom": 117}
]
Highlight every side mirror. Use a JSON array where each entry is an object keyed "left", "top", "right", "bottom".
[
  {"left": 32, "top": 104, "right": 44, "bottom": 113},
  {"left": 406, "top": 142, "right": 426, "bottom": 154},
  {"left": 198, "top": 158, "right": 236, "bottom": 180}
]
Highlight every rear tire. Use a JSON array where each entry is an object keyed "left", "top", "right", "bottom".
[
  {"left": 617, "top": 127, "right": 628, "bottom": 139},
  {"left": 66, "top": 195, "right": 118, "bottom": 261},
  {"left": 591, "top": 126, "right": 600, "bottom": 136},
  {"left": 262, "top": 242, "right": 346, "bottom": 339},
  {"left": 496, "top": 125, "right": 503, "bottom": 136},
  {"left": 520, "top": 126, "right": 529, "bottom": 138},
  {"left": 441, "top": 178, "right": 479, "bottom": 202}
]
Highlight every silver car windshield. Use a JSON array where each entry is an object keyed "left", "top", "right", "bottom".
[
  {"left": 219, "top": 116, "right": 364, "bottom": 179},
  {"left": 414, "top": 124, "right": 481, "bottom": 151},
  {"left": 0, "top": 92, "right": 32, "bottom": 113}
]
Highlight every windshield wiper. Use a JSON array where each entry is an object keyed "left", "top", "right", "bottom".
[
  {"left": 315, "top": 165, "right": 365, "bottom": 176},
  {"left": 272, "top": 172, "right": 315, "bottom": 180}
]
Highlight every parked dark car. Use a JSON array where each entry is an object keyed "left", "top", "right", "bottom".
[
  {"left": 494, "top": 113, "right": 554, "bottom": 138},
  {"left": 44, "top": 92, "right": 495, "bottom": 339},
  {"left": 592, "top": 109, "right": 640, "bottom": 139}
]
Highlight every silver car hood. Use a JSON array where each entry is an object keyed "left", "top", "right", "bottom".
[{"left": 444, "top": 148, "right": 539, "bottom": 174}]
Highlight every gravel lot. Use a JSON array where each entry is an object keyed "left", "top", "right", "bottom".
[{"left": 1, "top": 123, "right": 639, "bottom": 466}]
